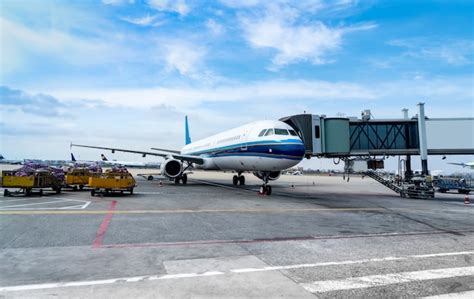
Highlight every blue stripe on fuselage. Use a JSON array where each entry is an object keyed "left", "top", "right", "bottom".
[{"left": 186, "top": 140, "right": 305, "bottom": 161}]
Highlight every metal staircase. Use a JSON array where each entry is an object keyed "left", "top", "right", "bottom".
[
  {"left": 365, "top": 171, "right": 435, "bottom": 199},
  {"left": 365, "top": 171, "right": 402, "bottom": 194}
]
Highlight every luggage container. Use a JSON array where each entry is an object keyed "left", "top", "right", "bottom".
[
  {"left": 2, "top": 170, "right": 63, "bottom": 196},
  {"left": 65, "top": 168, "right": 93, "bottom": 190},
  {"left": 89, "top": 168, "right": 136, "bottom": 196}
]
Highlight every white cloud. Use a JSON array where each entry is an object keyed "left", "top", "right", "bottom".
[
  {"left": 206, "top": 19, "right": 225, "bottom": 36},
  {"left": 388, "top": 38, "right": 474, "bottom": 66},
  {"left": 148, "top": 0, "right": 190, "bottom": 16},
  {"left": 0, "top": 17, "right": 121, "bottom": 74},
  {"left": 241, "top": 15, "right": 375, "bottom": 68},
  {"left": 121, "top": 14, "right": 164, "bottom": 27},
  {"left": 162, "top": 41, "right": 208, "bottom": 79}
]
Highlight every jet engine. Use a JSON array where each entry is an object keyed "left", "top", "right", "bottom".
[
  {"left": 253, "top": 171, "right": 281, "bottom": 181},
  {"left": 162, "top": 158, "right": 183, "bottom": 178}
]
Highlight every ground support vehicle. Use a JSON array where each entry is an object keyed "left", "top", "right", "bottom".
[
  {"left": 1, "top": 170, "right": 63, "bottom": 196},
  {"left": 433, "top": 178, "right": 471, "bottom": 194},
  {"left": 89, "top": 172, "right": 136, "bottom": 196},
  {"left": 64, "top": 168, "right": 92, "bottom": 191}
]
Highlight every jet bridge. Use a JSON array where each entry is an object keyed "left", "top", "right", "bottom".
[
  {"left": 280, "top": 112, "right": 474, "bottom": 159},
  {"left": 281, "top": 105, "right": 474, "bottom": 199}
]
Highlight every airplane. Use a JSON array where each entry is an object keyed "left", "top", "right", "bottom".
[
  {"left": 72, "top": 116, "right": 305, "bottom": 195},
  {"left": 447, "top": 161, "right": 474, "bottom": 170},
  {"left": 100, "top": 154, "right": 161, "bottom": 168},
  {"left": 0, "top": 154, "right": 22, "bottom": 165}
]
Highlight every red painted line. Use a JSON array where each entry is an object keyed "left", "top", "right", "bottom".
[
  {"left": 99, "top": 229, "right": 474, "bottom": 249},
  {"left": 92, "top": 200, "right": 117, "bottom": 248}
]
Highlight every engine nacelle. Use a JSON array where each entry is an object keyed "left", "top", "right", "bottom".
[
  {"left": 253, "top": 171, "right": 281, "bottom": 181},
  {"left": 162, "top": 159, "right": 183, "bottom": 178}
]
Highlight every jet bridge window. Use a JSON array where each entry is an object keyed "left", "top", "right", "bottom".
[
  {"left": 264, "top": 129, "right": 274, "bottom": 136},
  {"left": 275, "top": 128, "right": 289, "bottom": 135},
  {"left": 258, "top": 129, "right": 267, "bottom": 137},
  {"left": 288, "top": 129, "right": 298, "bottom": 136}
]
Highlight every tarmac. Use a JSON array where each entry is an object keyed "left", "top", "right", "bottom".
[{"left": 0, "top": 169, "right": 473, "bottom": 298}]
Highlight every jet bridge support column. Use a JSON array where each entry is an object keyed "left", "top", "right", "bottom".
[{"left": 417, "top": 103, "right": 429, "bottom": 175}]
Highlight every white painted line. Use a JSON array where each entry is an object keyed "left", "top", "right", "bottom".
[
  {"left": 0, "top": 251, "right": 473, "bottom": 292},
  {"left": 300, "top": 266, "right": 474, "bottom": 293},
  {"left": 0, "top": 200, "right": 69, "bottom": 209},
  {"left": 0, "top": 198, "right": 90, "bottom": 210},
  {"left": 423, "top": 290, "right": 474, "bottom": 298}
]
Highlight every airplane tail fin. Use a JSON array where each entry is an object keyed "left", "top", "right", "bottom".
[
  {"left": 101, "top": 154, "right": 108, "bottom": 161},
  {"left": 71, "top": 153, "right": 76, "bottom": 162},
  {"left": 185, "top": 115, "right": 192, "bottom": 145}
]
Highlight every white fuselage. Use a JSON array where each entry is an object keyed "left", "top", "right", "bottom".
[{"left": 181, "top": 120, "right": 305, "bottom": 172}]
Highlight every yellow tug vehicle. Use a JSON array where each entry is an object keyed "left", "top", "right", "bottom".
[{"left": 89, "top": 166, "right": 136, "bottom": 196}]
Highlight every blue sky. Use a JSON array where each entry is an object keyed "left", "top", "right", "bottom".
[{"left": 1, "top": 0, "right": 473, "bottom": 172}]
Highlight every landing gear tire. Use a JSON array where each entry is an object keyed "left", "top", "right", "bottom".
[
  {"left": 265, "top": 185, "right": 272, "bottom": 195},
  {"left": 239, "top": 176, "right": 245, "bottom": 185},
  {"left": 79, "top": 185, "right": 84, "bottom": 190},
  {"left": 259, "top": 185, "right": 272, "bottom": 195},
  {"left": 39, "top": 189, "right": 43, "bottom": 196},
  {"left": 55, "top": 188, "right": 61, "bottom": 194},
  {"left": 233, "top": 175, "right": 238, "bottom": 185},
  {"left": 174, "top": 177, "right": 180, "bottom": 184},
  {"left": 91, "top": 189, "right": 96, "bottom": 196},
  {"left": 73, "top": 186, "right": 78, "bottom": 191},
  {"left": 4, "top": 189, "right": 10, "bottom": 196},
  {"left": 147, "top": 175, "right": 154, "bottom": 181},
  {"left": 181, "top": 174, "right": 188, "bottom": 185},
  {"left": 130, "top": 187, "right": 134, "bottom": 195}
]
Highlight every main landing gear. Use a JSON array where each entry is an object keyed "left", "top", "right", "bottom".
[
  {"left": 258, "top": 172, "right": 272, "bottom": 196},
  {"left": 232, "top": 172, "right": 245, "bottom": 186},
  {"left": 174, "top": 162, "right": 192, "bottom": 185},
  {"left": 174, "top": 173, "right": 188, "bottom": 184}
]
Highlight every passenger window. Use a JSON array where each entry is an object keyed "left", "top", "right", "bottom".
[
  {"left": 258, "top": 129, "right": 267, "bottom": 137},
  {"left": 289, "top": 129, "right": 298, "bottom": 136},
  {"left": 264, "top": 129, "right": 274, "bottom": 136},
  {"left": 275, "top": 128, "right": 289, "bottom": 135}
]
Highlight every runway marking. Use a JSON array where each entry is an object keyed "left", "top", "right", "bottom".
[
  {"left": 0, "top": 207, "right": 420, "bottom": 215},
  {"left": 300, "top": 266, "right": 474, "bottom": 293},
  {"left": 92, "top": 200, "right": 117, "bottom": 248},
  {"left": 0, "top": 198, "right": 91, "bottom": 210},
  {"left": 0, "top": 251, "right": 472, "bottom": 293}
]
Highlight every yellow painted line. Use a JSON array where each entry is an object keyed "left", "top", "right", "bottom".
[{"left": 0, "top": 207, "right": 415, "bottom": 215}]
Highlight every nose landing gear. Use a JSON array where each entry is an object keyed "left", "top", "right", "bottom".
[{"left": 258, "top": 172, "right": 272, "bottom": 196}]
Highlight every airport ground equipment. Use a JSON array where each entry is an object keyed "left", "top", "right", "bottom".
[
  {"left": 433, "top": 178, "right": 471, "bottom": 194},
  {"left": 365, "top": 171, "right": 435, "bottom": 199},
  {"left": 64, "top": 165, "right": 102, "bottom": 190},
  {"left": 89, "top": 167, "right": 136, "bottom": 196},
  {"left": 1, "top": 167, "right": 64, "bottom": 196}
]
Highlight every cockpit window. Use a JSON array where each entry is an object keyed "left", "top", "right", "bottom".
[
  {"left": 264, "top": 128, "right": 274, "bottom": 136},
  {"left": 289, "top": 129, "right": 298, "bottom": 136},
  {"left": 275, "top": 128, "right": 289, "bottom": 135},
  {"left": 258, "top": 129, "right": 267, "bottom": 137}
]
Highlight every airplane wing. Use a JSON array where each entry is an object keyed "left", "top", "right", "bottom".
[
  {"left": 71, "top": 143, "right": 204, "bottom": 165},
  {"left": 447, "top": 162, "right": 466, "bottom": 167},
  {"left": 150, "top": 147, "right": 181, "bottom": 154}
]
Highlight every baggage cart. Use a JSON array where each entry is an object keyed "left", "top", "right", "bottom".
[
  {"left": 2, "top": 170, "right": 63, "bottom": 196},
  {"left": 89, "top": 171, "right": 136, "bottom": 196}
]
